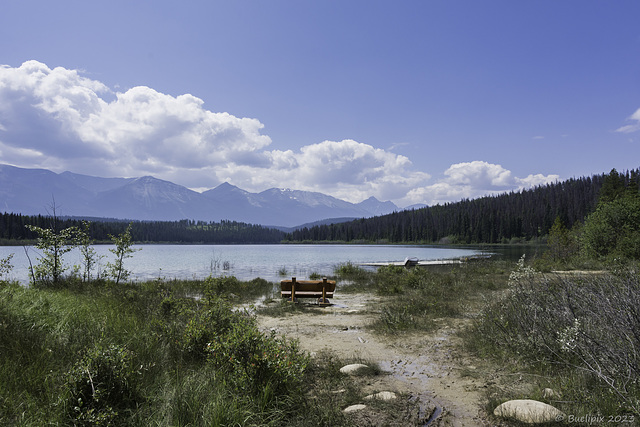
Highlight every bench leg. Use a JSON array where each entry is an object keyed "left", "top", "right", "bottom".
[
  {"left": 318, "top": 277, "right": 331, "bottom": 306},
  {"left": 317, "top": 297, "right": 331, "bottom": 306},
  {"left": 287, "top": 277, "right": 298, "bottom": 303}
]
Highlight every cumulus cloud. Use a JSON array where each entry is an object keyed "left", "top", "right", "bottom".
[
  {"left": 0, "top": 60, "right": 433, "bottom": 202},
  {"left": 0, "top": 61, "right": 271, "bottom": 180},
  {"left": 616, "top": 107, "right": 640, "bottom": 134},
  {"left": 214, "top": 139, "right": 431, "bottom": 202},
  {"left": 0, "top": 60, "right": 560, "bottom": 207},
  {"left": 403, "top": 161, "right": 559, "bottom": 206}
]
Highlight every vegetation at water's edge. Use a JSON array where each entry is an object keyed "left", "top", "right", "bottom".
[
  {"left": 332, "top": 259, "right": 511, "bottom": 333},
  {"left": 1, "top": 167, "right": 639, "bottom": 424},
  {"left": 0, "top": 273, "right": 372, "bottom": 426}
]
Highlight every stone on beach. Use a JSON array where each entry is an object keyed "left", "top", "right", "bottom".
[
  {"left": 364, "top": 391, "right": 397, "bottom": 401},
  {"left": 494, "top": 399, "right": 565, "bottom": 424},
  {"left": 343, "top": 404, "right": 367, "bottom": 413},
  {"left": 339, "top": 363, "right": 369, "bottom": 374}
]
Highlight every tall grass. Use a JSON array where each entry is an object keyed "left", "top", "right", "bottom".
[{"left": 0, "top": 275, "right": 341, "bottom": 425}]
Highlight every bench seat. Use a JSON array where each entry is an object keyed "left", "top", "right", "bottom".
[
  {"left": 280, "top": 290, "right": 334, "bottom": 298},
  {"left": 280, "top": 277, "right": 336, "bottom": 305}
]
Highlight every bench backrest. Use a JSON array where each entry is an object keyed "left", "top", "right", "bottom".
[{"left": 280, "top": 278, "right": 336, "bottom": 292}]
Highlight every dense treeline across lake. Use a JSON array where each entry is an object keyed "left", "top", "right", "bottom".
[
  {"left": 286, "top": 169, "right": 640, "bottom": 244},
  {"left": 0, "top": 214, "right": 285, "bottom": 244}
]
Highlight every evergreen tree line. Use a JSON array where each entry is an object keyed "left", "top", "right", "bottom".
[
  {"left": 285, "top": 169, "right": 640, "bottom": 244},
  {"left": 0, "top": 214, "right": 285, "bottom": 244}
]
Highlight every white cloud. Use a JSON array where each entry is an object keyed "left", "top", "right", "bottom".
[
  {"left": 212, "top": 139, "right": 431, "bottom": 202},
  {"left": 402, "top": 161, "right": 559, "bottom": 207},
  {"left": 0, "top": 60, "right": 560, "bottom": 207},
  {"left": 615, "top": 107, "right": 640, "bottom": 133},
  {"left": 0, "top": 61, "right": 271, "bottom": 180},
  {"left": 516, "top": 173, "right": 560, "bottom": 188}
]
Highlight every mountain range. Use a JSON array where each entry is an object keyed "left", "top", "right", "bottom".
[{"left": 0, "top": 164, "right": 403, "bottom": 227}]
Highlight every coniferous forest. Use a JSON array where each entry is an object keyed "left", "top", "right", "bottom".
[
  {"left": 285, "top": 169, "right": 640, "bottom": 244},
  {"left": 0, "top": 216, "right": 284, "bottom": 244}
]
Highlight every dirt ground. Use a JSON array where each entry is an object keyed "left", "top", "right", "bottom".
[{"left": 256, "top": 293, "right": 498, "bottom": 426}]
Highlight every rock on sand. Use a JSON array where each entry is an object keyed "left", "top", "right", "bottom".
[
  {"left": 364, "top": 391, "right": 397, "bottom": 401},
  {"left": 343, "top": 404, "right": 367, "bottom": 413},
  {"left": 339, "top": 363, "right": 369, "bottom": 375},
  {"left": 494, "top": 399, "right": 565, "bottom": 424}
]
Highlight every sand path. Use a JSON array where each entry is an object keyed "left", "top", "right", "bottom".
[{"left": 256, "top": 293, "right": 494, "bottom": 426}]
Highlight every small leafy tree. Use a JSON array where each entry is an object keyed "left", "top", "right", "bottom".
[
  {"left": 582, "top": 193, "right": 640, "bottom": 261},
  {"left": 106, "top": 224, "right": 139, "bottom": 285},
  {"left": 78, "top": 221, "right": 100, "bottom": 282},
  {"left": 544, "top": 217, "right": 580, "bottom": 264},
  {"left": 0, "top": 253, "right": 14, "bottom": 282},
  {"left": 580, "top": 168, "right": 640, "bottom": 263},
  {"left": 25, "top": 223, "right": 80, "bottom": 287}
]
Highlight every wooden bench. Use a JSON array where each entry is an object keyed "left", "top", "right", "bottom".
[{"left": 281, "top": 277, "right": 336, "bottom": 306}]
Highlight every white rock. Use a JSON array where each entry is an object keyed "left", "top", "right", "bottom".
[
  {"left": 343, "top": 404, "right": 367, "bottom": 413},
  {"left": 494, "top": 399, "right": 565, "bottom": 424},
  {"left": 339, "top": 363, "right": 369, "bottom": 374},
  {"left": 364, "top": 391, "right": 397, "bottom": 401}
]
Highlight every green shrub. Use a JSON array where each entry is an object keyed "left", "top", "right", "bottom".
[
  {"left": 582, "top": 194, "right": 640, "bottom": 262},
  {"left": 334, "top": 261, "right": 370, "bottom": 282},
  {"left": 64, "top": 344, "right": 142, "bottom": 425},
  {"left": 180, "top": 296, "right": 237, "bottom": 360},
  {"left": 207, "top": 320, "right": 308, "bottom": 396}
]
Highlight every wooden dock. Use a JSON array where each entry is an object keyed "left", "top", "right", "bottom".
[
  {"left": 360, "top": 254, "right": 491, "bottom": 267},
  {"left": 360, "top": 259, "right": 464, "bottom": 267}
]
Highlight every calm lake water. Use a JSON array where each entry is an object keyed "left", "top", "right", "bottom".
[{"left": 0, "top": 244, "right": 530, "bottom": 284}]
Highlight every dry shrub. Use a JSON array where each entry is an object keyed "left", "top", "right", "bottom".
[{"left": 476, "top": 257, "right": 640, "bottom": 414}]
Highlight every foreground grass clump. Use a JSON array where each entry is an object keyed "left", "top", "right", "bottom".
[
  {"left": 334, "top": 259, "right": 511, "bottom": 333},
  {"left": 0, "top": 275, "right": 344, "bottom": 426},
  {"left": 469, "top": 257, "right": 640, "bottom": 419}
]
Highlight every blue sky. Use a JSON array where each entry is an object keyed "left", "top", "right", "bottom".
[{"left": 1, "top": 1, "right": 639, "bottom": 207}]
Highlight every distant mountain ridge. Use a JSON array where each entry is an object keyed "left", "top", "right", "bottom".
[{"left": 0, "top": 164, "right": 399, "bottom": 227}]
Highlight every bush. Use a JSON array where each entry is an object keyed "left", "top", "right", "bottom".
[
  {"left": 334, "top": 261, "right": 370, "bottom": 283},
  {"left": 207, "top": 320, "right": 308, "bottom": 396},
  {"left": 582, "top": 195, "right": 640, "bottom": 262},
  {"left": 64, "top": 344, "right": 142, "bottom": 425},
  {"left": 180, "top": 296, "right": 237, "bottom": 360}
]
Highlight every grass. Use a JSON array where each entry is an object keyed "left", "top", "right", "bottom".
[
  {"left": 0, "top": 276, "right": 344, "bottom": 426},
  {"left": 333, "top": 259, "right": 511, "bottom": 334},
  {"left": 6, "top": 254, "right": 638, "bottom": 424}
]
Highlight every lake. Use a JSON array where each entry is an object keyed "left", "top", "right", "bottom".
[{"left": 0, "top": 244, "right": 520, "bottom": 284}]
